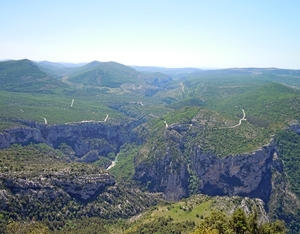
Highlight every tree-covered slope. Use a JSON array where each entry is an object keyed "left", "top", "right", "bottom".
[
  {"left": 0, "top": 59, "right": 67, "bottom": 92},
  {"left": 67, "top": 61, "right": 141, "bottom": 88},
  {"left": 0, "top": 143, "right": 163, "bottom": 232}
]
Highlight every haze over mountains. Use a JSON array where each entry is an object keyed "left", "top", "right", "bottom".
[{"left": 1, "top": 58, "right": 300, "bottom": 233}]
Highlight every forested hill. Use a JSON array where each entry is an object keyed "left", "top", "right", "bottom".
[
  {"left": 0, "top": 59, "right": 67, "bottom": 92},
  {"left": 67, "top": 61, "right": 141, "bottom": 88}
]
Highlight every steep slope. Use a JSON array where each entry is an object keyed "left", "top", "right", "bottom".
[
  {"left": 0, "top": 59, "right": 68, "bottom": 92},
  {"left": 132, "top": 106, "right": 276, "bottom": 200},
  {"left": 0, "top": 118, "right": 140, "bottom": 159}
]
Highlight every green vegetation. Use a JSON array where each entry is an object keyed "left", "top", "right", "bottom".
[
  {"left": 5, "top": 221, "right": 50, "bottom": 234},
  {"left": 2, "top": 59, "right": 300, "bottom": 233},
  {"left": 68, "top": 61, "right": 140, "bottom": 88},
  {"left": 0, "top": 59, "right": 67, "bottom": 93},
  {"left": 0, "top": 90, "right": 123, "bottom": 126},
  {"left": 275, "top": 130, "right": 300, "bottom": 197},
  {"left": 109, "top": 144, "right": 138, "bottom": 183},
  {"left": 214, "top": 83, "right": 300, "bottom": 129},
  {"left": 193, "top": 208, "right": 286, "bottom": 234},
  {"left": 122, "top": 195, "right": 286, "bottom": 234},
  {"left": 0, "top": 143, "right": 162, "bottom": 232}
]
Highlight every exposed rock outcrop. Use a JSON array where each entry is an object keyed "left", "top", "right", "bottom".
[
  {"left": 0, "top": 119, "right": 140, "bottom": 158},
  {"left": 134, "top": 145, "right": 281, "bottom": 202},
  {"left": 191, "top": 144, "right": 280, "bottom": 202},
  {"left": 0, "top": 127, "right": 44, "bottom": 148},
  {"left": 1, "top": 171, "right": 115, "bottom": 203},
  {"left": 134, "top": 121, "right": 284, "bottom": 203},
  {"left": 134, "top": 153, "right": 190, "bottom": 201}
]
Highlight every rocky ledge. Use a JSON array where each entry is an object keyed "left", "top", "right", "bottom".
[
  {"left": 134, "top": 136, "right": 283, "bottom": 203},
  {"left": 0, "top": 171, "right": 115, "bottom": 203},
  {"left": 0, "top": 119, "right": 140, "bottom": 159}
]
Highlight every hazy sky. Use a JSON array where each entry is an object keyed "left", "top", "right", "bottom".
[{"left": 1, "top": 0, "right": 299, "bottom": 68}]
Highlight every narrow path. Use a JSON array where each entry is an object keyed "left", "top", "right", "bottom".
[
  {"left": 219, "top": 108, "right": 246, "bottom": 129},
  {"left": 65, "top": 114, "right": 108, "bottom": 124},
  {"left": 71, "top": 99, "right": 75, "bottom": 107},
  {"left": 227, "top": 108, "right": 246, "bottom": 128},
  {"left": 180, "top": 82, "right": 184, "bottom": 92},
  {"left": 106, "top": 153, "right": 119, "bottom": 170},
  {"left": 62, "top": 75, "right": 69, "bottom": 82},
  {"left": 164, "top": 120, "right": 169, "bottom": 128},
  {"left": 104, "top": 114, "right": 108, "bottom": 122}
]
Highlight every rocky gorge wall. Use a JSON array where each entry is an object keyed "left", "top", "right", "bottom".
[
  {"left": 1, "top": 170, "right": 115, "bottom": 204},
  {"left": 191, "top": 144, "right": 282, "bottom": 202},
  {"left": 0, "top": 119, "right": 293, "bottom": 206},
  {"left": 0, "top": 119, "right": 140, "bottom": 159},
  {"left": 134, "top": 123, "right": 284, "bottom": 203}
]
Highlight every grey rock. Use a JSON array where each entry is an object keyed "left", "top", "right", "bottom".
[
  {"left": 1, "top": 171, "right": 115, "bottom": 202},
  {"left": 0, "top": 119, "right": 139, "bottom": 158}
]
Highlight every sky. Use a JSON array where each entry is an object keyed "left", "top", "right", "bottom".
[{"left": 1, "top": 0, "right": 300, "bottom": 68}]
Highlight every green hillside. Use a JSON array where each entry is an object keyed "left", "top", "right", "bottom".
[
  {"left": 0, "top": 59, "right": 67, "bottom": 93},
  {"left": 213, "top": 82, "right": 300, "bottom": 129},
  {"left": 122, "top": 195, "right": 286, "bottom": 234},
  {"left": 0, "top": 90, "right": 123, "bottom": 128},
  {"left": 135, "top": 82, "right": 300, "bottom": 160},
  {"left": 68, "top": 61, "right": 141, "bottom": 88}
]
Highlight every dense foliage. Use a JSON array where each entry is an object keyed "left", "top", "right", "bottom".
[
  {"left": 275, "top": 130, "right": 300, "bottom": 197},
  {"left": 68, "top": 61, "right": 140, "bottom": 88},
  {"left": 124, "top": 208, "right": 286, "bottom": 234},
  {"left": 0, "top": 59, "right": 67, "bottom": 92},
  {"left": 0, "top": 144, "right": 162, "bottom": 232},
  {"left": 193, "top": 208, "right": 286, "bottom": 234}
]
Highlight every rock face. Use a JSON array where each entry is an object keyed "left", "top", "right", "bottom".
[
  {"left": 191, "top": 144, "right": 281, "bottom": 203},
  {"left": 0, "top": 127, "right": 44, "bottom": 148},
  {"left": 0, "top": 118, "right": 291, "bottom": 206},
  {"left": 1, "top": 171, "right": 115, "bottom": 203},
  {"left": 134, "top": 153, "right": 190, "bottom": 201},
  {"left": 134, "top": 122, "right": 284, "bottom": 202},
  {"left": 0, "top": 119, "right": 139, "bottom": 158},
  {"left": 134, "top": 145, "right": 281, "bottom": 202},
  {"left": 0, "top": 170, "right": 163, "bottom": 221}
]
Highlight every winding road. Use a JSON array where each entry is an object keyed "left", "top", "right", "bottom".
[
  {"left": 104, "top": 114, "right": 108, "bottom": 122},
  {"left": 71, "top": 99, "right": 75, "bottom": 107},
  {"left": 106, "top": 153, "right": 119, "bottom": 170},
  {"left": 227, "top": 108, "right": 246, "bottom": 128},
  {"left": 180, "top": 82, "right": 184, "bottom": 92},
  {"left": 219, "top": 108, "right": 246, "bottom": 129},
  {"left": 65, "top": 114, "right": 108, "bottom": 124},
  {"left": 164, "top": 120, "right": 169, "bottom": 128}
]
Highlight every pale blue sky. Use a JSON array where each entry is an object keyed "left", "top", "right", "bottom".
[{"left": 1, "top": 0, "right": 299, "bottom": 68}]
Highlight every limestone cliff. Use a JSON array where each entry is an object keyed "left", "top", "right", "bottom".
[
  {"left": 1, "top": 170, "right": 115, "bottom": 203},
  {"left": 0, "top": 119, "right": 139, "bottom": 159},
  {"left": 133, "top": 122, "right": 284, "bottom": 203}
]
